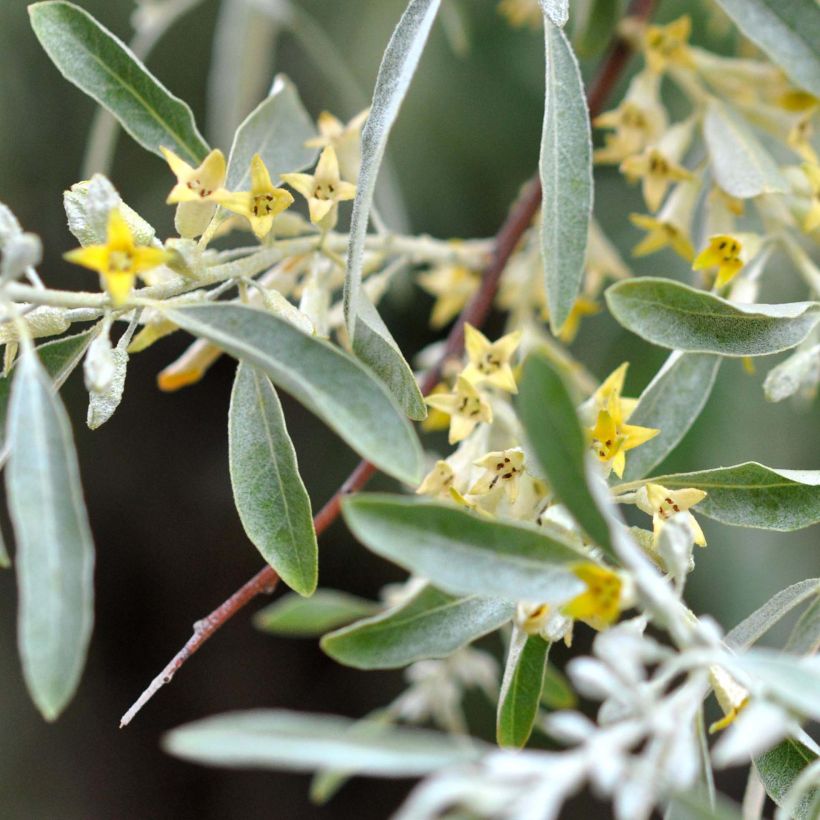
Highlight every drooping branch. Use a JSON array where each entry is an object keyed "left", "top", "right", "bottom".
[{"left": 120, "top": 0, "right": 655, "bottom": 728}]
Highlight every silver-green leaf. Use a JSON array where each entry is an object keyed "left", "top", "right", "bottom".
[
  {"left": 321, "top": 583, "right": 513, "bottom": 669},
  {"left": 539, "top": 0, "right": 569, "bottom": 27},
  {"left": 606, "top": 278, "right": 820, "bottom": 357},
  {"left": 163, "top": 303, "right": 423, "bottom": 485},
  {"left": 229, "top": 363, "right": 317, "bottom": 596},
  {"left": 711, "top": 0, "right": 820, "bottom": 97},
  {"left": 6, "top": 343, "right": 95, "bottom": 720},
  {"left": 341, "top": 494, "right": 586, "bottom": 603},
  {"left": 29, "top": 1, "right": 209, "bottom": 165},
  {"left": 497, "top": 628, "right": 549, "bottom": 748},
  {"left": 704, "top": 98, "right": 788, "bottom": 199},
  {"left": 540, "top": 19, "right": 592, "bottom": 334},
  {"left": 342, "top": 0, "right": 438, "bottom": 420},
  {"left": 163, "top": 709, "right": 487, "bottom": 776},
  {"left": 622, "top": 352, "right": 721, "bottom": 481},
  {"left": 786, "top": 596, "right": 820, "bottom": 656},
  {"left": 517, "top": 352, "right": 613, "bottom": 554},
  {"left": 254, "top": 589, "right": 379, "bottom": 638},
  {"left": 755, "top": 738, "right": 818, "bottom": 817},
  {"left": 618, "top": 462, "right": 820, "bottom": 531}
]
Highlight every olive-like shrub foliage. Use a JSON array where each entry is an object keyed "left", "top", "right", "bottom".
[{"left": 1, "top": 1, "right": 819, "bottom": 818}]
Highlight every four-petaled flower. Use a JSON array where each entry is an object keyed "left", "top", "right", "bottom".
[
  {"left": 64, "top": 210, "right": 169, "bottom": 306},
  {"left": 635, "top": 482, "right": 708, "bottom": 547},
  {"left": 416, "top": 460, "right": 455, "bottom": 498},
  {"left": 213, "top": 154, "right": 294, "bottom": 239},
  {"left": 693, "top": 234, "right": 745, "bottom": 288},
  {"left": 424, "top": 375, "right": 493, "bottom": 444},
  {"left": 468, "top": 448, "right": 525, "bottom": 503},
  {"left": 281, "top": 145, "right": 356, "bottom": 231},
  {"left": 588, "top": 362, "right": 658, "bottom": 478},
  {"left": 305, "top": 109, "right": 369, "bottom": 182},
  {"left": 629, "top": 179, "right": 698, "bottom": 260},
  {"left": 643, "top": 15, "right": 694, "bottom": 74},
  {"left": 461, "top": 323, "right": 521, "bottom": 393},
  {"left": 418, "top": 264, "right": 480, "bottom": 328},
  {"left": 161, "top": 147, "right": 227, "bottom": 204},
  {"left": 561, "top": 562, "right": 624, "bottom": 631}
]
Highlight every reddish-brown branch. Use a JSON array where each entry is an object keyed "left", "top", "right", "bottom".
[{"left": 120, "top": 0, "right": 655, "bottom": 728}]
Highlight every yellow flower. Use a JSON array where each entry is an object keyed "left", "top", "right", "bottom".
[
  {"left": 594, "top": 70, "right": 667, "bottom": 164},
  {"left": 418, "top": 264, "right": 481, "bottom": 328},
  {"left": 460, "top": 324, "right": 521, "bottom": 393},
  {"left": 589, "top": 406, "right": 658, "bottom": 479},
  {"left": 635, "top": 483, "right": 708, "bottom": 547},
  {"left": 420, "top": 383, "right": 454, "bottom": 432},
  {"left": 213, "top": 154, "right": 294, "bottom": 239},
  {"left": 280, "top": 145, "right": 356, "bottom": 231},
  {"left": 64, "top": 210, "right": 169, "bottom": 306},
  {"left": 468, "top": 448, "right": 525, "bottom": 503},
  {"left": 416, "top": 460, "right": 455, "bottom": 498},
  {"left": 516, "top": 602, "right": 552, "bottom": 636},
  {"left": 801, "top": 163, "right": 820, "bottom": 232},
  {"left": 708, "top": 666, "right": 750, "bottom": 733},
  {"left": 557, "top": 297, "right": 600, "bottom": 344},
  {"left": 693, "top": 234, "right": 745, "bottom": 288},
  {"left": 629, "top": 179, "right": 699, "bottom": 261},
  {"left": 621, "top": 147, "right": 693, "bottom": 213},
  {"left": 161, "top": 147, "right": 227, "bottom": 204},
  {"left": 305, "top": 109, "right": 369, "bottom": 182},
  {"left": 591, "top": 361, "right": 638, "bottom": 420},
  {"left": 561, "top": 562, "right": 623, "bottom": 631},
  {"left": 643, "top": 15, "right": 694, "bottom": 74},
  {"left": 424, "top": 375, "right": 493, "bottom": 444},
  {"left": 497, "top": 0, "right": 541, "bottom": 29},
  {"left": 448, "top": 486, "right": 492, "bottom": 516},
  {"left": 157, "top": 339, "right": 222, "bottom": 392}
]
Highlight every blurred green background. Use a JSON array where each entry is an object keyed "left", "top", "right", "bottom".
[{"left": 0, "top": 0, "right": 817, "bottom": 817}]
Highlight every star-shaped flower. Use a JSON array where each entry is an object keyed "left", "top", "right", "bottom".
[
  {"left": 280, "top": 146, "right": 356, "bottom": 231},
  {"left": 416, "top": 460, "right": 456, "bottom": 498},
  {"left": 161, "top": 147, "right": 227, "bottom": 238},
  {"left": 561, "top": 563, "right": 624, "bottom": 632},
  {"left": 468, "top": 448, "right": 525, "bottom": 503},
  {"left": 305, "top": 109, "right": 369, "bottom": 182},
  {"left": 418, "top": 264, "right": 481, "bottom": 328},
  {"left": 64, "top": 210, "right": 169, "bottom": 306},
  {"left": 424, "top": 375, "right": 493, "bottom": 444},
  {"left": 460, "top": 324, "right": 521, "bottom": 393},
  {"left": 213, "top": 154, "right": 294, "bottom": 239},
  {"left": 629, "top": 179, "right": 698, "bottom": 261},
  {"left": 635, "top": 483, "right": 708, "bottom": 547},
  {"left": 643, "top": 15, "right": 694, "bottom": 75},
  {"left": 693, "top": 234, "right": 745, "bottom": 288}
]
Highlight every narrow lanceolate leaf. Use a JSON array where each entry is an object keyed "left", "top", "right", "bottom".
[
  {"left": 497, "top": 628, "right": 550, "bottom": 748},
  {"left": 786, "top": 596, "right": 820, "bottom": 656},
  {"left": 704, "top": 98, "right": 787, "bottom": 199},
  {"left": 622, "top": 352, "right": 721, "bottom": 482},
  {"left": 541, "top": 662, "right": 576, "bottom": 710},
  {"left": 342, "top": 494, "right": 586, "bottom": 603},
  {"left": 29, "top": 1, "right": 209, "bottom": 164},
  {"left": 0, "top": 329, "right": 95, "bottom": 455},
  {"left": 321, "top": 583, "right": 513, "bottom": 670},
  {"left": 755, "top": 738, "right": 818, "bottom": 818},
  {"left": 229, "top": 363, "right": 317, "bottom": 596},
  {"left": 618, "top": 463, "right": 820, "bottom": 531},
  {"left": 725, "top": 579, "right": 820, "bottom": 651},
  {"left": 711, "top": 0, "right": 820, "bottom": 97},
  {"left": 606, "top": 279, "right": 820, "bottom": 357},
  {"left": 163, "top": 709, "right": 487, "bottom": 776},
  {"left": 224, "top": 75, "right": 317, "bottom": 192},
  {"left": 163, "top": 303, "right": 423, "bottom": 485},
  {"left": 539, "top": 0, "right": 569, "bottom": 27},
  {"left": 254, "top": 590, "right": 380, "bottom": 638},
  {"left": 540, "top": 20, "right": 592, "bottom": 334},
  {"left": 342, "top": 0, "right": 439, "bottom": 420},
  {"left": 518, "top": 352, "right": 613, "bottom": 555},
  {"left": 5, "top": 344, "right": 94, "bottom": 720}
]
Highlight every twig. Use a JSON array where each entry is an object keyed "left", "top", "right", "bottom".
[{"left": 120, "top": 0, "right": 655, "bottom": 728}]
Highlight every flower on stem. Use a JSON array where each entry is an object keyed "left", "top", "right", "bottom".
[
  {"left": 635, "top": 483, "right": 707, "bottom": 547},
  {"left": 460, "top": 323, "right": 521, "bottom": 393},
  {"left": 557, "top": 297, "right": 600, "bottom": 344},
  {"left": 424, "top": 375, "right": 493, "bottom": 444},
  {"left": 64, "top": 209, "right": 169, "bottom": 306},
  {"left": 629, "top": 179, "right": 698, "bottom": 261},
  {"left": 620, "top": 121, "right": 695, "bottom": 212},
  {"left": 161, "top": 147, "right": 228, "bottom": 238},
  {"left": 416, "top": 460, "right": 455, "bottom": 498},
  {"left": 305, "top": 109, "right": 369, "bottom": 182},
  {"left": 561, "top": 563, "right": 624, "bottom": 632},
  {"left": 468, "top": 447, "right": 525, "bottom": 503},
  {"left": 418, "top": 264, "right": 481, "bottom": 328},
  {"left": 213, "top": 154, "right": 293, "bottom": 239},
  {"left": 693, "top": 234, "right": 745, "bottom": 288},
  {"left": 594, "top": 71, "right": 667, "bottom": 164},
  {"left": 642, "top": 15, "right": 694, "bottom": 75},
  {"left": 280, "top": 145, "right": 356, "bottom": 232}
]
